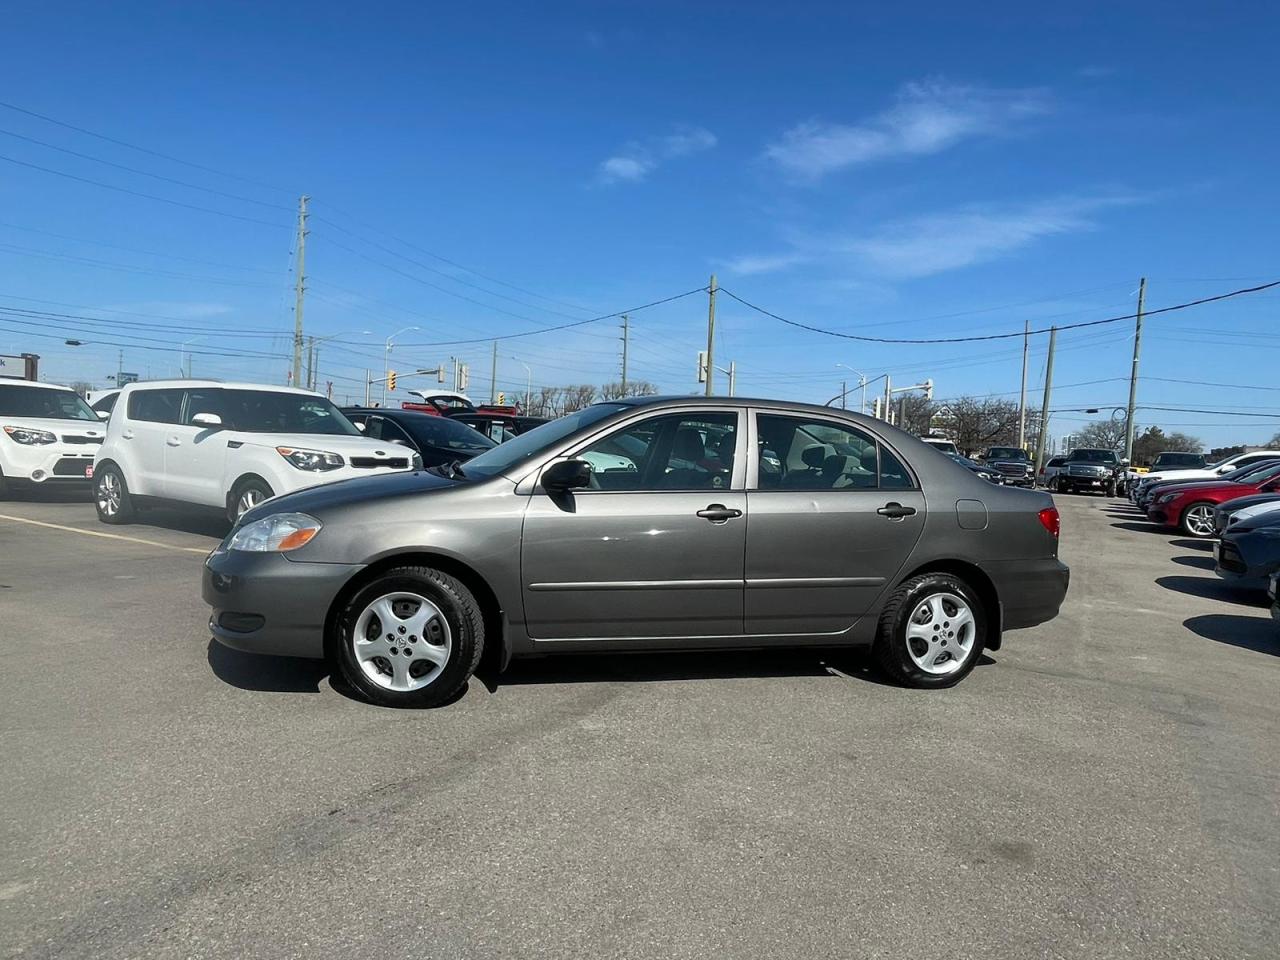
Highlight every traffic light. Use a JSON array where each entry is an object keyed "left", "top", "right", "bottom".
[
  {"left": 497, "top": 392, "right": 506, "bottom": 405},
  {"left": 697, "top": 350, "right": 708, "bottom": 383},
  {"left": 387, "top": 370, "right": 397, "bottom": 392}
]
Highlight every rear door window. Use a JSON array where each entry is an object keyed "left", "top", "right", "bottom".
[{"left": 127, "top": 389, "right": 184, "bottom": 424}]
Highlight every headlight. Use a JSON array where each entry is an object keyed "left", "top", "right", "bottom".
[
  {"left": 227, "top": 513, "right": 322, "bottom": 552},
  {"left": 276, "top": 446, "right": 344, "bottom": 471},
  {"left": 1158, "top": 493, "right": 1177, "bottom": 504},
  {"left": 3, "top": 425, "right": 57, "bottom": 445}
]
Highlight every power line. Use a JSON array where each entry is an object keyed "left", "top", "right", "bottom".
[
  {"left": 719, "top": 279, "right": 1280, "bottom": 344},
  {"left": 0, "top": 153, "right": 291, "bottom": 229},
  {"left": 0, "top": 127, "right": 294, "bottom": 212},
  {"left": 0, "top": 243, "right": 276, "bottom": 287},
  {"left": 1142, "top": 376, "right": 1280, "bottom": 392},
  {"left": 0, "top": 99, "right": 293, "bottom": 193},
  {"left": 0, "top": 221, "right": 280, "bottom": 273}
]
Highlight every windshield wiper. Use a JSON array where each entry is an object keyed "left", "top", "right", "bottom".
[{"left": 447, "top": 459, "right": 468, "bottom": 480}]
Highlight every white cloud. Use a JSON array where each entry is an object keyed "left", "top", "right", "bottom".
[
  {"left": 108, "top": 301, "right": 234, "bottom": 320},
  {"left": 846, "top": 195, "right": 1138, "bottom": 278},
  {"left": 765, "top": 80, "right": 1049, "bottom": 179},
  {"left": 724, "top": 252, "right": 807, "bottom": 276},
  {"left": 597, "top": 126, "right": 717, "bottom": 185}
]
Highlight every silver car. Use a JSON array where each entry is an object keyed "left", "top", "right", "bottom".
[{"left": 204, "top": 397, "right": 1069, "bottom": 707}]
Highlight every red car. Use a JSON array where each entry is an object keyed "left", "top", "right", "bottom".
[{"left": 1148, "top": 462, "right": 1280, "bottom": 537}]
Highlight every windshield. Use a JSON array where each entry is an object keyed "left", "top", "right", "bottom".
[
  {"left": 461, "top": 403, "right": 628, "bottom": 479},
  {"left": 1153, "top": 453, "right": 1204, "bottom": 467},
  {"left": 1218, "top": 459, "right": 1280, "bottom": 482},
  {"left": 986, "top": 447, "right": 1027, "bottom": 460},
  {"left": 0, "top": 384, "right": 97, "bottom": 420},
  {"left": 213, "top": 390, "right": 360, "bottom": 435},
  {"left": 1068, "top": 449, "right": 1117, "bottom": 463},
  {"left": 401, "top": 414, "right": 495, "bottom": 453},
  {"left": 1236, "top": 462, "right": 1280, "bottom": 485}
]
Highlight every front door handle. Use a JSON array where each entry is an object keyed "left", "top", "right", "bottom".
[
  {"left": 877, "top": 502, "right": 917, "bottom": 520},
  {"left": 122, "top": 429, "right": 134, "bottom": 440},
  {"left": 166, "top": 437, "right": 182, "bottom": 447},
  {"left": 696, "top": 503, "right": 743, "bottom": 524}
]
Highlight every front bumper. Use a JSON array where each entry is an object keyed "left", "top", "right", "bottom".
[
  {"left": 1213, "top": 538, "right": 1280, "bottom": 591},
  {"left": 982, "top": 557, "right": 1071, "bottom": 631},
  {"left": 203, "top": 548, "right": 363, "bottom": 658},
  {"left": 2, "top": 442, "right": 97, "bottom": 483}
]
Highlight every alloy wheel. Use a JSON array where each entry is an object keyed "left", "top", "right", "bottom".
[
  {"left": 352, "top": 592, "right": 452, "bottom": 692},
  {"left": 97, "top": 472, "right": 121, "bottom": 517},
  {"left": 236, "top": 488, "right": 265, "bottom": 518},
  {"left": 904, "top": 592, "right": 975, "bottom": 676},
  {"left": 1184, "top": 504, "right": 1216, "bottom": 537}
]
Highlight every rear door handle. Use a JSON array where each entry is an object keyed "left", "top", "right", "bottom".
[
  {"left": 166, "top": 437, "right": 182, "bottom": 447},
  {"left": 122, "top": 429, "right": 134, "bottom": 440},
  {"left": 696, "top": 503, "right": 743, "bottom": 524},
  {"left": 877, "top": 502, "right": 917, "bottom": 520}
]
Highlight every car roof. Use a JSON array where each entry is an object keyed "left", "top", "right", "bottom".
[
  {"left": 2, "top": 380, "right": 80, "bottom": 391},
  {"left": 344, "top": 406, "right": 460, "bottom": 420},
  {"left": 615, "top": 395, "right": 913, "bottom": 418},
  {"left": 120, "top": 379, "right": 322, "bottom": 397}
]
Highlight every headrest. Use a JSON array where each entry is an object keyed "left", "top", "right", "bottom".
[
  {"left": 673, "top": 428, "right": 705, "bottom": 461},
  {"left": 801, "top": 445, "right": 828, "bottom": 468}
]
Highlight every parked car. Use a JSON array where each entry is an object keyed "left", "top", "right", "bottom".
[
  {"left": 1146, "top": 462, "right": 1280, "bottom": 537},
  {"left": 451, "top": 412, "right": 549, "bottom": 444},
  {"left": 85, "top": 388, "right": 121, "bottom": 417},
  {"left": 1212, "top": 493, "right": 1280, "bottom": 536},
  {"left": 1214, "top": 513, "right": 1280, "bottom": 590},
  {"left": 1055, "top": 448, "right": 1121, "bottom": 496},
  {"left": 947, "top": 453, "right": 1003, "bottom": 484},
  {"left": 977, "top": 446, "right": 1034, "bottom": 487},
  {"left": 399, "top": 389, "right": 477, "bottom": 416},
  {"left": 1039, "top": 456, "right": 1066, "bottom": 488},
  {"left": 1132, "top": 449, "right": 1280, "bottom": 502},
  {"left": 918, "top": 436, "right": 959, "bottom": 456},
  {"left": 1149, "top": 451, "right": 1207, "bottom": 472},
  {"left": 0, "top": 380, "right": 106, "bottom": 497},
  {"left": 1136, "top": 458, "right": 1280, "bottom": 511},
  {"left": 93, "top": 381, "right": 420, "bottom": 525},
  {"left": 342, "top": 408, "right": 497, "bottom": 467},
  {"left": 202, "top": 396, "right": 1069, "bottom": 707}
]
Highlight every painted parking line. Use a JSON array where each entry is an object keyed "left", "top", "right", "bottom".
[{"left": 0, "top": 514, "right": 211, "bottom": 555}]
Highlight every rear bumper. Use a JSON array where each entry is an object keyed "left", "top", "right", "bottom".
[
  {"left": 203, "top": 548, "right": 363, "bottom": 658},
  {"left": 983, "top": 557, "right": 1070, "bottom": 631}
]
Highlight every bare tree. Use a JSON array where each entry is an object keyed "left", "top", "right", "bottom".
[
  {"left": 70, "top": 380, "right": 94, "bottom": 397},
  {"left": 1270, "top": 430, "right": 1280, "bottom": 447},
  {"left": 895, "top": 394, "right": 937, "bottom": 437},
  {"left": 599, "top": 380, "right": 659, "bottom": 400},
  {"left": 561, "top": 384, "right": 597, "bottom": 414},
  {"left": 1074, "top": 418, "right": 1128, "bottom": 451},
  {"left": 935, "top": 397, "right": 1023, "bottom": 457},
  {"left": 528, "top": 386, "right": 563, "bottom": 419}
]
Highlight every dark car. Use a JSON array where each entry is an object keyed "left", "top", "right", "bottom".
[
  {"left": 451, "top": 412, "right": 549, "bottom": 444},
  {"left": 342, "top": 408, "right": 496, "bottom": 467},
  {"left": 1214, "top": 513, "right": 1280, "bottom": 590},
  {"left": 947, "top": 453, "right": 1003, "bottom": 484},
  {"left": 979, "top": 446, "right": 1034, "bottom": 487},
  {"left": 203, "top": 397, "right": 1069, "bottom": 707},
  {"left": 1055, "top": 448, "right": 1120, "bottom": 496},
  {"left": 1212, "top": 492, "right": 1280, "bottom": 536},
  {"left": 1149, "top": 451, "right": 1207, "bottom": 472}
]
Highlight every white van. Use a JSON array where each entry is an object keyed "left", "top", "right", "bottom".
[
  {"left": 92, "top": 381, "right": 420, "bottom": 524},
  {"left": 0, "top": 380, "right": 106, "bottom": 497}
]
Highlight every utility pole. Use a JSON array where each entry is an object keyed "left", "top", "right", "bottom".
[
  {"left": 364, "top": 370, "right": 371, "bottom": 406},
  {"left": 883, "top": 376, "right": 892, "bottom": 423},
  {"left": 727, "top": 361, "right": 736, "bottom": 397},
  {"left": 305, "top": 336, "right": 316, "bottom": 391},
  {"left": 1017, "top": 319, "right": 1029, "bottom": 450},
  {"left": 704, "top": 275, "right": 717, "bottom": 396},
  {"left": 1034, "top": 326, "right": 1058, "bottom": 475},
  {"left": 291, "top": 195, "right": 309, "bottom": 387},
  {"left": 620, "top": 314, "right": 629, "bottom": 394},
  {"left": 489, "top": 340, "right": 498, "bottom": 404},
  {"left": 117, "top": 349, "right": 123, "bottom": 386},
  {"left": 1123, "top": 278, "right": 1146, "bottom": 464},
  {"left": 841, "top": 379, "right": 847, "bottom": 410}
]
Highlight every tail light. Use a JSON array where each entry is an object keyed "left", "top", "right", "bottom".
[{"left": 1038, "top": 506, "right": 1060, "bottom": 538}]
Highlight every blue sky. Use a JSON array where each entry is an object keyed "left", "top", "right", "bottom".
[{"left": 1, "top": 1, "right": 1277, "bottom": 448}]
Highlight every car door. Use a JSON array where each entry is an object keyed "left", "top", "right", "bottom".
[
  {"left": 121, "top": 387, "right": 185, "bottom": 497},
  {"left": 744, "top": 411, "right": 927, "bottom": 635},
  {"left": 520, "top": 408, "right": 747, "bottom": 640},
  {"left": 165, "top": 388, "right": 231, "bottom": 507}
]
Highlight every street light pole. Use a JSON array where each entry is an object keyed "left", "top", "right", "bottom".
[
  {"left": 519, "top": 362, "right": 532, "bottom": 410},
  {"left": 382, "top": 326, "right": 420, "bottom": 405}
]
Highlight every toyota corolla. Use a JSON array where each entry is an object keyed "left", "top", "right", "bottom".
[{"left": 203, "top": 397, "right": 1070, "bottom": 707}]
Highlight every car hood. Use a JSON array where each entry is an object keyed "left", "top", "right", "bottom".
[
  {"left": 1144, "top": 468, "right": 1218, "bottom": 484},
  {"left": 1234, "top": 500, "right": 1280, "bottom": 524},
  {"left": 238, "top": 469, "right": 460, "bottom": 525},
  {"left": 0, "top": 417, "right": 105, "bottom": 437}
]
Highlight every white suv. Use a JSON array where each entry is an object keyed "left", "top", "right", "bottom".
[
  {"left": 0, "top": 380, "right": 107, "bottom": 497},
  {"left": 93, "top": 381, "right": 420, "bottom": 524}
]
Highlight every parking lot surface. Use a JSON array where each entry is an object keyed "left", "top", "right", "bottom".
[{"left": 2, "top": 492, "right": 1277, "bottom": 959}]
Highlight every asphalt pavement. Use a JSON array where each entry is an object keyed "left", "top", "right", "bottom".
[{"left": 1, "top": 490, "right": 1277, "bottom": 959}]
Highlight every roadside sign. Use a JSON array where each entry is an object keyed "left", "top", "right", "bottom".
[{"left": 118, "top": 372, "right": 140, "bottom": 385}]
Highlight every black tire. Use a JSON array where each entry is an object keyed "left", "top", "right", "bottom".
[
  {"left": 94, "top": 463, "right": 135, "bottom": 524},
  {"left": 333, "top": 565, "right": 484, "bottom": 708},
  {"left": 228, "top": 477, "right": 274, "bottom": 523},
  {"left": 873, "top": 573, "right": 987, "bottom": 689}
]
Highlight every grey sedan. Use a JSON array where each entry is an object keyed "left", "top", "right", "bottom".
[{"left": 204, "top": 397, "right": 1070, "bottom": 707}]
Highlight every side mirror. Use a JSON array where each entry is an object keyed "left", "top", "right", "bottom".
[
  {"left": 191, "top": 412, "right": 223, "bottom": 429},
  {"left": 541, "top": 459, "right": 593, "bottom": 491},
  {"left": 353, "top": 421, "right": 366, "bottom": 432},
  {"left": 96, "top": 409, "right": 110, "bottom": 421}
]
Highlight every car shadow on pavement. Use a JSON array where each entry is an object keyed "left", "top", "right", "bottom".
[
  {"left": 0, "top": 486, "right": 92, "bottom": 504},
  {"left": 1170, "top": 538, "right": 1213, "bottom": 552},
  {"left": 207, "top": 639, "right": 329, "bottom": 693},
  {"left": 1170, "top": 554, "right": 1216, "bottom": 571},
  {"left": 1183, "top": 614, "right": 1279, "bottom": 655},
  {"left": 1111, "top": 521, "right": 1165, "bottom": 534},
  {"left": 137, "top": 507, "right": 231, "bottom": 539},
  {"left": 1155, "top": 575, "right": 1270, "bottom": 608}
]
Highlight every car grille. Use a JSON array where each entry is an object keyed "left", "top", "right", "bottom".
[
  {"left": 61, "top": 435, "right": 103, "bottom": 444},
  {"left": 992, "top": 462, "right": 1029, "bottom": 477},
  {"left": 52, "top": 456, "right": 94, "bottom": 476},
  {"left": 1218, "top": 542, "right": 1247, "bottom": 574},
  {"left": 1068, "top": 465, "right": 1106, "bottom": 478},
  {"left": 350, "top": 457, "right": 410, "bottom": 469}
]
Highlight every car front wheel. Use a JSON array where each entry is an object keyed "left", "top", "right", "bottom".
[
  {"left": 94, "top": 465, "right": 135, "bottom": 524},
  {"left": 1180, "top": 502, "right": 1217, "bottom": 538},
  {"left": 874, "top": 573, "right": 986, "bottom": 688},
  {"left": 229, "top": 478, "right": 274, "bottom": 522},
  {"left": 333, "top": 566, "right": 484, "bottom": 708}
]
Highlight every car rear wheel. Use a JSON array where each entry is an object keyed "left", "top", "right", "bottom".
[
  {"left": 94, "top": 465, "right": 135, "bottom": 524},
  {"left": 1180, "top": 502, "right": 1217, "bottom": 538},
  {"left": 333, "top": 566, "right": 484, "bottom": 708},
  {"left": 229, "top": 478, "right": 274, "bottom": 523},
  {"left": 874, "top": 573, "right": 986, "bottom": 689}
]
